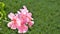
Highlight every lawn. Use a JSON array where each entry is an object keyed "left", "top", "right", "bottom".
[{"left": 0, "top": 0, "right": 60, "bottom": 34}]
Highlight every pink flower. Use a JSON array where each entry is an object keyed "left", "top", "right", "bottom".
[
  {"left": 7, "top": 5, "right": 34, "bottom": 33},
  {"left": 17, "top": 24, "right": 28, "bottom": 33},
  {"left": 7, "top": 13, "right": 21, "bottom": 29},
  {"left": 18, "top": 6, "right": 34, "bottom": 26}
]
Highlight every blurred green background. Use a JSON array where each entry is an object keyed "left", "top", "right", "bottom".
[{"left": 0, "top": 0, "right": 60, "bottom": 34}]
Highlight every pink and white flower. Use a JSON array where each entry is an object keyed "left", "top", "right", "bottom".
[
  {"left": 7, "top": 13, "right": 21, "bottom": 29},
  {"left": 7, "top": 5, "right": 34, "bottom": 33}
]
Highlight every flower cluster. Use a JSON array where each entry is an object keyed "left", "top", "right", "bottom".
[{"left": 7, "top": 6, "right": 34, "bottom": 33}]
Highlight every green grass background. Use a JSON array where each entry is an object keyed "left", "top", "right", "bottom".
[{"left": 0, "top": 0, "right": 60, "bottom": 34}]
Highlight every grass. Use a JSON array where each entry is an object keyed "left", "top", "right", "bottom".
[{"left": 0, "top": 0, "right": 60, "bottom": 34}]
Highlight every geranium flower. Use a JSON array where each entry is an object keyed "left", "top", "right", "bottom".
[
  {"left": 7, "top": 13, "right": 21, "bottom": 29},
  {"left": 18, "top": 5, "right": 34, "bottom": 27},
  {"left": 7, "top": 5, "right": 34, "bottom": 34}
]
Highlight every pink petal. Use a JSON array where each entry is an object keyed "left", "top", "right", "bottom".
[
  {"left": 20, "top": 9, "right": 28, "bottom": 14},
  {"left": 27, "top": 12, "right": 32, "bottom": 17},
  {"left": 28, "top": 21, "right": 34, "bottom": 27},
  {"left": 7, "top": 21, "right": 13, "bottom": 27},
  {"left": 7, "top": 21, "right": 17, "bottom": 29},
  {"left": 16, "top": 19, "right": 21, "bottom": 26},
  {"left": 23, "top": 5, "right": 27, "bottom": 9},
  {"left": 20, "top": 6, "right": 28, "bottom": 14},
  {"left": 26, "top": 13, "right": 33, "bottom": 20},
  {"left": 17, "top": 25, "right": 28, "bottom": 33},
  {"left": 11, "top": 24, "right": 17, "bottom": 29},
  {"left": 26, "top": 18, "right": 30, "bottom": 22},
  {"left": 17, "top": 11, "right": 21, "bottom": 14},
  {"left": 8, "top": 13, "right": 15, "bottom": 20}
]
